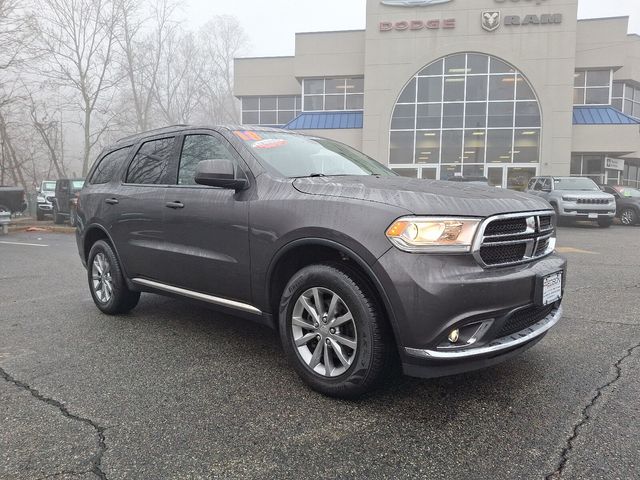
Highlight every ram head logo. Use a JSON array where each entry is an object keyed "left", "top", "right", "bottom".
[
  {"left": 381, "top": 0, "right": 453, "bottom": 7},
  {"left": 482, "top": 11, "right": 501, "bottom": 32}
]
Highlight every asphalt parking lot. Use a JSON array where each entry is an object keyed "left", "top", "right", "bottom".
[{"left": 1, "top": 225, "right": 639, "bottom": 479}]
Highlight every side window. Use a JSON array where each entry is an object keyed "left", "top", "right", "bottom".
[
  {"left": 126, "top": 137, "right": 175, "bottom": 185},
  {"left": 541, "top": 178, "right": 552, "bottom": 191},
  {"left": 528, "top": 178, "right": 539, "bottom": 190},
  {"left": 178, "top": 134, "right": 238, "bottom": 186},
  {"left": 90, "top": 147, "right": 131, "bottom": 185}
]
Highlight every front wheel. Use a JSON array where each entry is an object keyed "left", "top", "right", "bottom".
[
  {"left": 598, "top": 218, "right": 613, "bottom": 228},
  {"left": 279, "top": 263, "right": 393, "bottom": 398},
  {"left": 87, "top": 240, "right": 140, "bottom": 315},
  {"left": 620, "top": 208, "right": 638, "bottom": 226},
  {"left": 36, "top": 209, "right": 45, "bottom": 221}
]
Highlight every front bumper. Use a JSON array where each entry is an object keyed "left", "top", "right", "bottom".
[
  {"left": 558, "top": 201, "right": 615, "bottom": 219},
  {"left": 37, "top": 203, "right": 53, "bottom": 212},
  {"left": 373, "top": 249, "right": 567, "bottom": 378}
]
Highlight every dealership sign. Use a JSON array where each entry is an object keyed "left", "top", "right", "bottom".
[
  {"left": 380, "top": 18, "right": 455, "bottom": 31},
  {"left": 482, "top": 11, "right": 562, "bottom": 31},
  {"left": 605, "top": 158, "right": 625, "bottom": 171},
  {"left": 381, "top": 0, "right": 453, "bottom": 6}
]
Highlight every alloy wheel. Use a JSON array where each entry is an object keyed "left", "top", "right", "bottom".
[
  {"left": 91, "top": 252, "right": 114, "bottom": 303},
  {"left": 291, "top": 287, "right": 358, "bottom": 378},
  {"left": 621, "top": 209, "right": 635, "bottom": 225}
]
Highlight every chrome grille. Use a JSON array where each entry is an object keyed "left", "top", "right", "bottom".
[
  {"left": 577, "top": 198, "right": 608, "bottom": 205},
  {"left": 473, "top": 211, "right": 556, "bottom": 268}
]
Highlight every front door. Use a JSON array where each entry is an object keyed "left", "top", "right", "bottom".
[{"left": 161, "top": 132, "right": 252, "bottom": 304}]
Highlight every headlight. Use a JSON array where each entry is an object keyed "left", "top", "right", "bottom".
[
  {"left": 562, "top": 196, "right": 578, "bottom": 202},
  {"left": 386, "top": 217, "right": 481, "bottom": 253},
  {"left": 37, "top": 196, "right": 45, "bottom": 203}
]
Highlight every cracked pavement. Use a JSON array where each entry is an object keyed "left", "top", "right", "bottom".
[{"left": 1, "top": 225, "right": 639, "bottom": 479}]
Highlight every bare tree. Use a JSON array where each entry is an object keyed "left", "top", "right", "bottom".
[
  {"left": 34, "top": 0, "right": 121, "bottom": 175},
  {"left": 117, "top": 0, "right": 178, "bottom": 132},
  {"left": 25, "top": 87, "right": 67, "bottom": 178},
  {"left": 153, "top": 29, "right": 203, "bottom": 125},
  {"left": 198, "top": 15, "right": 247, "bottom": 124}
]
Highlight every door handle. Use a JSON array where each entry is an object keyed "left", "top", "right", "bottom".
[
  {"left": 105, "top": 198, "right": 119, "bottom": 205},
  {"left": 165, "top": 201, "right": 184, "bottom": 209}
]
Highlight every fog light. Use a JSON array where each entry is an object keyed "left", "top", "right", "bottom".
[{"left": 448, "top": 329, "right": 460, "bottom": 343}]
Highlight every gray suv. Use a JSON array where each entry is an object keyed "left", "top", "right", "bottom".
[
  {"left": 76, "top": 126, "right": 567, "bottom": 398},
  {"left": 526, "top": 176, "right": 616, "bottom": 227}
]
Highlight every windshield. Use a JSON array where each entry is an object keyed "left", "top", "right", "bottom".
[
  {"left": 72, "top": 180, "right": 85, "bottom": 190},
  {"left": 233, "top": 131, "right": 397, "bottom": 178},
  {"left": 42, "top": 182, "right": 56, "bottom": 191},
  {"left": 553, "top": 177, "right": 600, "bottom": 191},
  {"left": 617, "top": 187, "right": 640, "bottom": 198}
]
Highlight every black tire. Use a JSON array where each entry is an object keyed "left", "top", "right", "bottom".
[
  {"left": 0, "top": 204, "right": 9, "bottom": 214},
  {"left": 52, "top": 205, "right": 64, "bottom": 224},
  {"left": 620, "top": 208, "right": 638, "bottom": 226},
  {"left": 597, "top": 218, "right": 613, "bottom": 228},
  {"left": 278, "top": 262, "right": 393, "bottom": 398},
  {"left": 36, "top": 209, "right": 45, "bottom": 221},
  {"left": 87, "top": 240, "right": 140, "bottom": 315}
]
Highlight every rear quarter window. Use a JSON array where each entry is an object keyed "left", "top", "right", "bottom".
[{"left": 89, "top": 147, "right": 132, "bottom": 185}]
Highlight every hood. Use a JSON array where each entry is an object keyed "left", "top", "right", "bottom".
[{"left": 293, "top": 176, "right": 550, "bottom": 217}]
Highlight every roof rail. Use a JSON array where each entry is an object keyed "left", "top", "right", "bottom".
[{"left": 116, "top": 124, "right": 191, "bottom": 144}]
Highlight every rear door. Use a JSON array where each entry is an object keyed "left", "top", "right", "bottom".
[
  {"left": 160, "top": 131, "right": 252, "bottom": 303},
  {"left": 109, "top": 136, "right": 179, "bottom": 280}
]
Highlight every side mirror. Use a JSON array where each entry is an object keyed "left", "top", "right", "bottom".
[{"left": 194, "top": 159, "right": 248, "bottom": 190}]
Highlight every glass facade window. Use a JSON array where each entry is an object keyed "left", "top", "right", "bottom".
[
  {"left": 302, "top": 77, "right": 365, "bottom": 112},
  {"left": 241, "top": 96, "right": 302, "bottom": 127},
  {"left": 389, "top": 53, "right": 541, "bottom": 181},
  {"left": 612, "top": 82, "right": 640, "bottom": 119},
  {"left": 570, "top": 154, "right": 605, "bottom": 184},
  {"left": 573, "top": 69, "right": 612, "bottom": 105}
]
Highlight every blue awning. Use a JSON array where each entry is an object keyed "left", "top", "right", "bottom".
[
  {"left": 573, "top": 106, "right": 640, "bottom": 125},
  {"left": 284, "top": 111, "right": 364, "bottom": 130}
]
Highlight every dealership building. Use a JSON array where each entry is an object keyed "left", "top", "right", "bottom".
[{"left": 234, "top": 0, "right": 640, "bottom": 189}]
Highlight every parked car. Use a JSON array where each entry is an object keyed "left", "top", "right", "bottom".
[
  {"left": 76, "top": 126, "right": 566, "bottom": 398},
  {"left": 0, "top": 185, "right": 27, "bottom": 215},
  {"left": 526, "top": 176, "right": 616, "bottom": 228},
  {"left": 446, "top": 176, "right": 490, "bottom": 186},
  {"left": 52, "top": 178, "right": 84, "bottom": 224},
  {"left": 601, "top": 185, "right": 640, "bottom": 226},
  {"left": 36, "top": 180, "right": 56, "bottom": 221}
]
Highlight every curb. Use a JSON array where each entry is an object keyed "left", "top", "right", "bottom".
[{"left": 7, "top": 225, "right": 76, "bottom": 234}]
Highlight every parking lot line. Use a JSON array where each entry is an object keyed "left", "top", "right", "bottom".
[
  {"left": 556, "top": 247, "right": 599, "bottom": 255},
  {"left": 0, "top": 241, "right": 49, "bottom": 247}
]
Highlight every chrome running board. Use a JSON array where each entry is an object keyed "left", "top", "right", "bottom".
[{"left": 132, "top": 278, "right": 262, "bottom": 315}]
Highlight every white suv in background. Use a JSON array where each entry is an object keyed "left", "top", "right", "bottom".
[{"left": 526, "top": 176, "right": 616, "bottom": 228}]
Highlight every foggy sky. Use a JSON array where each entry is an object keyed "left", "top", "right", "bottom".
[{"left": 184, "top": 0, "right": 640, "bottom": 58}]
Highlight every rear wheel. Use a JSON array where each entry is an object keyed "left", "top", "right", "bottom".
[
  {"left": 620, "top": 208, "right": 638, "bottom": 226},
  {"left": 279, "top": 263, "right": 393, "bottom": 398},
  {"left": 598, "top": 218, "right": 613, "bottom": 228},
  {"left": 87, "top": 240, "right": 140, "bottom": 314}
]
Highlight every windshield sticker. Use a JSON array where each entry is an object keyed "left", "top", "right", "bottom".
[
  {"left": 233, "top": 131, "right": 263, "bottom": 141},
  {"left": 253, "top": 139, "right": 288, "bottom": 149}
]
